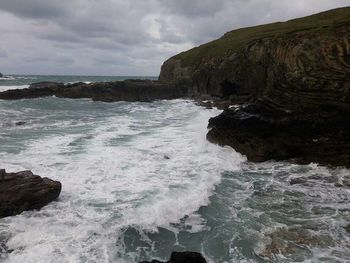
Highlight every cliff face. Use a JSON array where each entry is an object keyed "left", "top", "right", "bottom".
[
  {"left": 160, "top": 7, "right": 350, "bottom": 107},
  {"left": 160, "top": 7, "right": 350, "bottom": 167}
]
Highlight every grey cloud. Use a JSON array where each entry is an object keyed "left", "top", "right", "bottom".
[
  {"left": 160, "top": 0, "right": 226, "bottom": 17},
  {"left": 0, "top": 0, "right": 349, "bottom": 75},
  {"left": 0, "top": 0, "right": 70, "bottom": 19}
]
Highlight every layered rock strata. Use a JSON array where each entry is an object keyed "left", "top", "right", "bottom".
[{"left": 160, "top": 7, "right": 350, "bottom": 166}]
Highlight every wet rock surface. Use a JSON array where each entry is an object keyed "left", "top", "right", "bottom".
[
  {"left": 0, "top": 80, "right": 188, "bottom": 102},
  {"left": 140, "top": 252, "right": 206, "bottom": 263},
  {"left": 0, "top": 169, "right": 61, "bottom": 218},
  {"left": 207, "top": 103, "right": 350, "bottom": 167}
]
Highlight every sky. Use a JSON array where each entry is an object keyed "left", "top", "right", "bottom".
[{"left": 0, "top": 0, "right": 349, "bottom": 76}]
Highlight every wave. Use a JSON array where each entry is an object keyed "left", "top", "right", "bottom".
[
  {"left": 0, "top": 85, "right": 29, "bottom": 92},
  {"left": 0, "top": 100, "right": 244, "bottom": 262}
]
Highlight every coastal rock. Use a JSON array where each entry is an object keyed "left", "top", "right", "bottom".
[
  {"left": 29, "top": 81, "right": 64, "bottom": 89},
  {"left": 140, "top": 252, "right": 206, "bottom": 263},
  {"left": 161, "top": 7, "right": 350, "bottom": 167},
  {"left": 0, "top": 169, "right": 61, "bottom": 218},
  {"left": 0, "top": 73, "right": 2, "bottom": 78},
  {"left": 0, "top": 80, "right": 188, "bottom": 102},
  {"left": 207, "top": 104, "right": 350, "bottom": 167}
]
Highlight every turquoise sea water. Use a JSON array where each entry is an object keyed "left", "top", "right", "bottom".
[{"left": 0, "top": 76, "right": 349, "bottom": 262}]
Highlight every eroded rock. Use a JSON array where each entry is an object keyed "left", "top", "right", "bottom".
[{"left": 0, "top": 169, "right": 61, "bottom": 218}]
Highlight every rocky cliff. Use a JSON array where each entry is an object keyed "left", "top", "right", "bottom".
[{"left": 160, "top": 7, "right": 350, "bottom": 167}]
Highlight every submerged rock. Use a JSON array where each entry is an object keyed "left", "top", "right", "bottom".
[
  {"left": 15, "top": 121, "right": 26, "bottom": 126},
  {"left": 140, "top": 252, "right": 206, "bottom": 263},
  {"left": 0, "top": 169, "right": 61, "bottom": 218},
  {"left": 258, "top": 227, "right": 335, "bottom": 260},
  {"left": 0, "top": 80, "right": 188, "bottom": 102}
]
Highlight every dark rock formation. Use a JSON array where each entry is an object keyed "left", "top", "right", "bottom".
[
  {"left": 207, "top": 103, "right": 350, "bottom": 167},
  {"left": 0, "top": 169, "right": 61, "bottom": 218},
  {"left": 0, "top": 80, "right": 188, "bottom": 102},
  {"left": 161, "top": 7, "right": 350, "bottom": 167},
  {"left": 0, "top": 73, "right": 2, "bottom": 78},
  {"left": 140, "top": 252, "right": 206, "bottom": 263},
  {"left": 29, "top": 81, "right": 64, "bottom": 89}
]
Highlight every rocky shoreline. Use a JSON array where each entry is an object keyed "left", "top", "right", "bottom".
[
  {"left": 160, "top": 7, "right": 350, "bottom": 168},
  {"left": 0, "top": 79, "right": 188, "bottom": 102},
  {"left": 0, "top": 7, "right": 349, "bottom": 262},
  {"left": 1, "top": 8, "right": 348, "bottom": 168}
]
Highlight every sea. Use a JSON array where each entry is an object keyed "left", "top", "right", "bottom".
[{"left": 0, "top": 75, "right": 349, "bottom": 263}]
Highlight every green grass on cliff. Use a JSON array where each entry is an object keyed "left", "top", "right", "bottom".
[{"left": 173, "top": 7, "right": 350, "bottom": 66}]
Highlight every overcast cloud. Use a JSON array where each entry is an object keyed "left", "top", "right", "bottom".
[{"left": 0, "top": 0, "right": 348, "bottom": 75}]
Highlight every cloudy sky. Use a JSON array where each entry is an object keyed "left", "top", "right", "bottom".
[{"left": 0, "top": 0, "right": 349, "bottom": 76}]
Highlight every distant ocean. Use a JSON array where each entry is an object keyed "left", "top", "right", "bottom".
[{"left": 0, "top": 75, "right": 349, "bottom": 262}]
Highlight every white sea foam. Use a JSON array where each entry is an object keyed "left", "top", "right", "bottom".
[
  {"left": 0, "top": 100, "right": 244, "bottom": 263},
  {"left": 1, "top": 99, "right": 349, "bottom": 263},
  {"left": 0, "top": 85, "right": 29, "bottom": 92}
]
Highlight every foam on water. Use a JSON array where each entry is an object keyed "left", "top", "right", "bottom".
[
  {"left": 0, "top": 85, "right": 29, "bottom": 92},
  {"left": 0, "top": 99, "right": 244, "bottom": 262},
  {"left": 0, "top": 98, "right": 349, "bottom": 263}
]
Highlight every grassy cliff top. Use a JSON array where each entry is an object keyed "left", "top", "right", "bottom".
[{"left": 172, "top": 7, "right": 350, "bottom": 66}]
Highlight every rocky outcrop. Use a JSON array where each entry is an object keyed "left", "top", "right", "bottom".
[
  {"left": 0, "top": 80, "right": 188, "bottom": 102},
  {"left": 140, "top": 252, "right": 206, "bottom": 263},
  {"left": 29, "top": 81, "right": 64, "bottom": 89},
  {"left": 0, "top": 169, "right": 61, "bottom": 218},
  {"left": 207, "top": 103, "right": 350, "bottom": 167},
  {"left": 161, "top": 7, "right": 350, "bottom": 167},
  {"left": 0, "top": 73, "right": 3, "bottom": 78}
]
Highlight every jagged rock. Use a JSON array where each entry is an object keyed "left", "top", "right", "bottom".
[
  {"left": 140, "top": 252, "right": 206, "bottom": 263},
  {"left": 160, "top": 7, "right": 350, "bottom": 167},
  {"left": 0, "top": 80, "right": 188, "bottom": 102},
  {"left": 0, "top": 169, "right": 61, "bottom": 218},
  {"left": 0, "top": 73, "right": 2, "bottom": 78},
  {"left": 207, "top": 103, "right": 350, "bottom": 167}
]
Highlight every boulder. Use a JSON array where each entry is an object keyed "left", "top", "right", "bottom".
[
  {"left": 0, "top": 169, "right": 61, "bottom": 218},
  {"left": 140, "top": 252, "right": 206, "bottom": 263}
]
